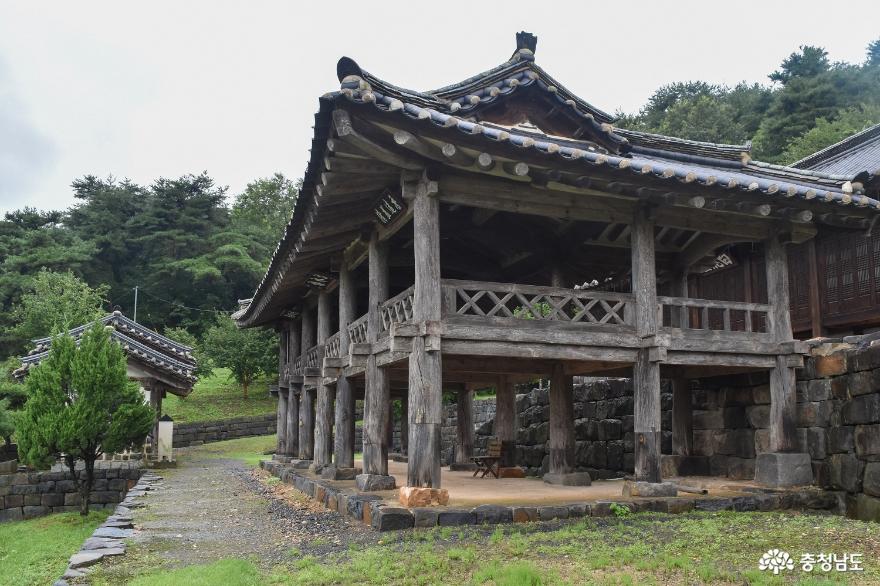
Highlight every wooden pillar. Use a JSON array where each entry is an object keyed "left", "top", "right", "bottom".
[
  {"left": 494, "top": 376, "right": 517, "bottom": 467},
  {"left": 334, "top": 265, "right": 356, "bottom": 469},
  {"left": 807, "top": 239, "right": 824, "bottom": 338},
  {"left": 766, "top": 235, "right": 797, "bottom": 453},
  {"left": 671, "top": 271, "right": 693, "bottom": 457},
  {"left": 455, "top": 388, "right": 474, "bottom": 465},
  {"left": 314, "top": 291, "right": 333, "bottom": 469},
  {"left": 548, "top": 364, "right": 576, "bottom": 474},
  {"left": 363, "top": 231, "right": 391, "bottom": 476},
  {"left": 406, "top": 176, "right": 443, "bottom": 488},
  {"left": 276, "top": 327, "right": 289, "bottom": 454},
  {"left": 400, "top": 396, "right": 409, "bottom": 456},
  {"left": 285, "top": 320, "right": 301, "bottom": 457},
  {"left": 148, "top": 382, "right": 163, "bottom": 455},
  {"left": 386, "top": 401, "right": 395, "bottom": 451},
  {"left": 632, "top": 205, "right": 662, "bottom": 482},
  {"left": 299, "top": 306, "right": 316, "bottom": 460},
  {"left": 277, "top": 388, "right": 289, "bottom": 455}
]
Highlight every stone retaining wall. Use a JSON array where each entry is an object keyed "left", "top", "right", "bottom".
[
  {"left": 0, "top": 461, "right": 142, "bottom": 522},
  {"left": 172, "top": 413, "right": 276, "bottom": 448}
]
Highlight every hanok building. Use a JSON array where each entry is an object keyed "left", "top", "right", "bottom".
[
  {"left": 16, "top": 311, "right": 197, "bottom": 456},
  {"left": 691, "top": 122, "right": 880, "bottom": 339},
  {"left": 234, "top": 33, "right": 880, "bottom": 497}
]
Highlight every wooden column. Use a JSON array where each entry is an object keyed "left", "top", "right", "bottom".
[
  {"left": 455, "top": 388, "right": 474, "bottom": 465},
  {"left": 494, "top": 376, "right": 517, "bottom": 467},
  {"left": 807, "top": 239, "right": 824, "bottom": 338},
  {"left": 334, "top": 264, "right": 356, "bottom": 469},
  {"left": 276, "top": 327, "right": 289, "bottom": 454},
  {"left": 407, "top": 176, "right": 443, "bottom": 488},
  {"left": 298, "top": 306, "right": 316, "bottom": 460},
  {"left": 285, "top": 320, "right": 301, "bottom": 457},
  {"left": 548, "top": 364, "right": 576, "bottom": 474},
  {"left": 400, "top": 396, "right": 409, "bottom": 456},
  {"left": 766, "top": 235, "right": 797, "bottom": 453},
  {"left": 671, "top": 271, "right": 693, "bottom": 457},
  {"left": 632, "top": 205, "right": 662, "bottom": 482},
  {"left": 314, "top": 290, "right": 334, "bottom": 469},
  {"left": 363, "top": 231, "right": 391, "bottom": 476},
  {"left": 277, "top": 388, "right": 288, "bottom": 455},
  {"left": 147, "top": 382, "right": 164, "bottom": 456}
]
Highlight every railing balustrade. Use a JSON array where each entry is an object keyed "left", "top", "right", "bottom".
[
  {"left": 441, "top": 279, "right": 632, "bottom": 326},
  {"left": 657, "top": 296, "right": 770, "bottom": 333},
  {"left": 325, "top": 331, "right": 341, "bottom": 359},
  {"left": 291, "top": 355, "right": 303, "bottom": 376},
  {"left": 381, "top": 286, "right": 415, "bottom": 332},
  {"left": 348, "top": 315, "right": 368, "bottom": 345},
  {"left": 304, "top": 345, "right": 321, "bottom": 369}
]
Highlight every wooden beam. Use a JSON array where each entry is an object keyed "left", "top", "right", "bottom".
[{"left": 332, "top": 109, "right": 423, "bottom": 170}]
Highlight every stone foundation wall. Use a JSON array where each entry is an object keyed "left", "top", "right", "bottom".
[
  {"left": 0, "top": 461, "right": 142, "bottom": 522},
  {"left": 172, "top": 413, "right": 277, "bottom": 448},
  {"left": 439, "top": 380, "right": 672, "bottom": 477}
]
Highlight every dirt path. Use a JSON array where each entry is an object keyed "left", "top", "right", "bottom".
[{"left": 89, "top": 446, "right": 375, "bottom": 582}]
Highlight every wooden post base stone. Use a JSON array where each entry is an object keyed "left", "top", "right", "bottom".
[
  {"left": 754, "top": 453, "right": 813, "bottom": 487},
  {"left": 291, "top": 459, "right": 312, "bottom": 469},
  {"left": 273, "top": 455, "right": 293, "bottom": 463},
  {"left": 622, "top": 480, "right": 678, "bottom": 497},
  {"left": 320, "top": 466, "right": 362, "bottom": 481},
  {"left": 398, "top": 486, "right": 450, "bottom": 507},
  {"left": 355, "top": 473, "right": 397, "bottom": 492},
  {"left": 542, "top": 472, "right": 592, "bottom": 486}
]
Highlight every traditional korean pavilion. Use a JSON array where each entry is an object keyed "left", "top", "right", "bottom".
[
  {"left": 16, "top": 311, "right": 196, "bottom": 442},
  {"left": 235, "top": 33, "right": 880, "bottom": 495}
]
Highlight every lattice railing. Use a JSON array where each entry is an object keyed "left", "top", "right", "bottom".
[
  {"left": 348, "top": 315, "right": 368, "bottom": 345},
  {"left": 304, "top": 345, "right": 321, "bottom": 369},
  {"left": 441, "top": 279, "right": 632, "bottom": 325},
  {"left": 291, "top": 355, "right": 303, "bottom": 376},
  {"left": 381, "top": 286, "right": 415, "bottom": 332},
  {"left": 325, "top": 331, "right": 341, "bottom": 359},
  {"left": 658, "top": 296, "right": 770, "bottom": 333}
]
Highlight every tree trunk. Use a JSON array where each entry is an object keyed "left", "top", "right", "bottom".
[
  {"left": 67, "top": 455, "right": 96, "bottom": 516},
  {"left": 242, "top": 377, "right": 249, "bottom": 399}
]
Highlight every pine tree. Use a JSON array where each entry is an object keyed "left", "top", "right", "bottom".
[{"left": 16, "top": 323, "right": 154, "bottom": 515}]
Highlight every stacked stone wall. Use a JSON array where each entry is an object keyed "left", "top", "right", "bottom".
[
  {"left": 172, "top": 413, "right": 276, "bottom": 448},
  {"left": 0, "top": 461, "right": 142, "bottom": 522}
]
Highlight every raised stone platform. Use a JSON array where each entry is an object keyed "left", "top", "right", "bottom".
[{"left": 260, "top": 458, "right": 841, "bottom": 532}]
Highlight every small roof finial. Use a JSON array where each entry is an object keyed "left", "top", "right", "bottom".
[{"left": 516, "top": 31, "right": 537, "bottom": 54}]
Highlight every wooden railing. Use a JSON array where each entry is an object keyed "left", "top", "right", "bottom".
[
  {"left": 658, "top": 296, "right": 770, "bottom": 333},
  {"left": 441, "top": 279, "right": 633, "bottom": 326},
  {"left": 303, "top": 344, "right": 321, "bottom": 369},
  {"left": 348, "top": 315, "right": 368, "bottom": 345},
  {"left": 381, "top": 286, "right": 415, "bottom": 332},
  {"left": 291, "top": 355, "right": 303, "bottom": 376},
  {"left": 325, "top": 331, "right": 341, "bottom": 359}
]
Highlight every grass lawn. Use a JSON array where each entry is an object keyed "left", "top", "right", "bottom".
[
  {"left": 0, "top": 510, "right": 110, "bottom": 586},
  {"left": 162, "top": 368, "right": 276, "bottom": 423},
  {"left": 92, "top": 510, "right": 880, "bottom": 585},
  {"left": 196, "top": 434, "right": 279, "bottom": 466}
]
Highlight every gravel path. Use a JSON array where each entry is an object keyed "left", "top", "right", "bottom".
[{"left": 96, "top": 447, "right": 375, "bottom": 579}]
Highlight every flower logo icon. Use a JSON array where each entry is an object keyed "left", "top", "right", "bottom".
[{"left": 759, "top": 549, "right": 795, "bottom": 574}]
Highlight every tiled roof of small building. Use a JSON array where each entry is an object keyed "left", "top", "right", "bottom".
[{"left": 14, "top": 311, "right": 196, "bottom": 393}]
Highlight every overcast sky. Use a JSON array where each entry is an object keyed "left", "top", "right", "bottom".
[{"left": 1, "top": 1, "right": 878, "bottom": 215}]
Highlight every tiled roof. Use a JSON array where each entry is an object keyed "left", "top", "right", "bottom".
[
  {"left": 15, "top": 311, "right": 196, "bottom": 392},
  {"left": 793, "top": 123, "right": 880, "bottom": 178},
  {"left": 234, "top": 33, "right": 880, "bottom": 328}
]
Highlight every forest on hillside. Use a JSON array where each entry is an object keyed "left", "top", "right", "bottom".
[{"left": 1, "top": 40, "right": 879, "bottom": 363}]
